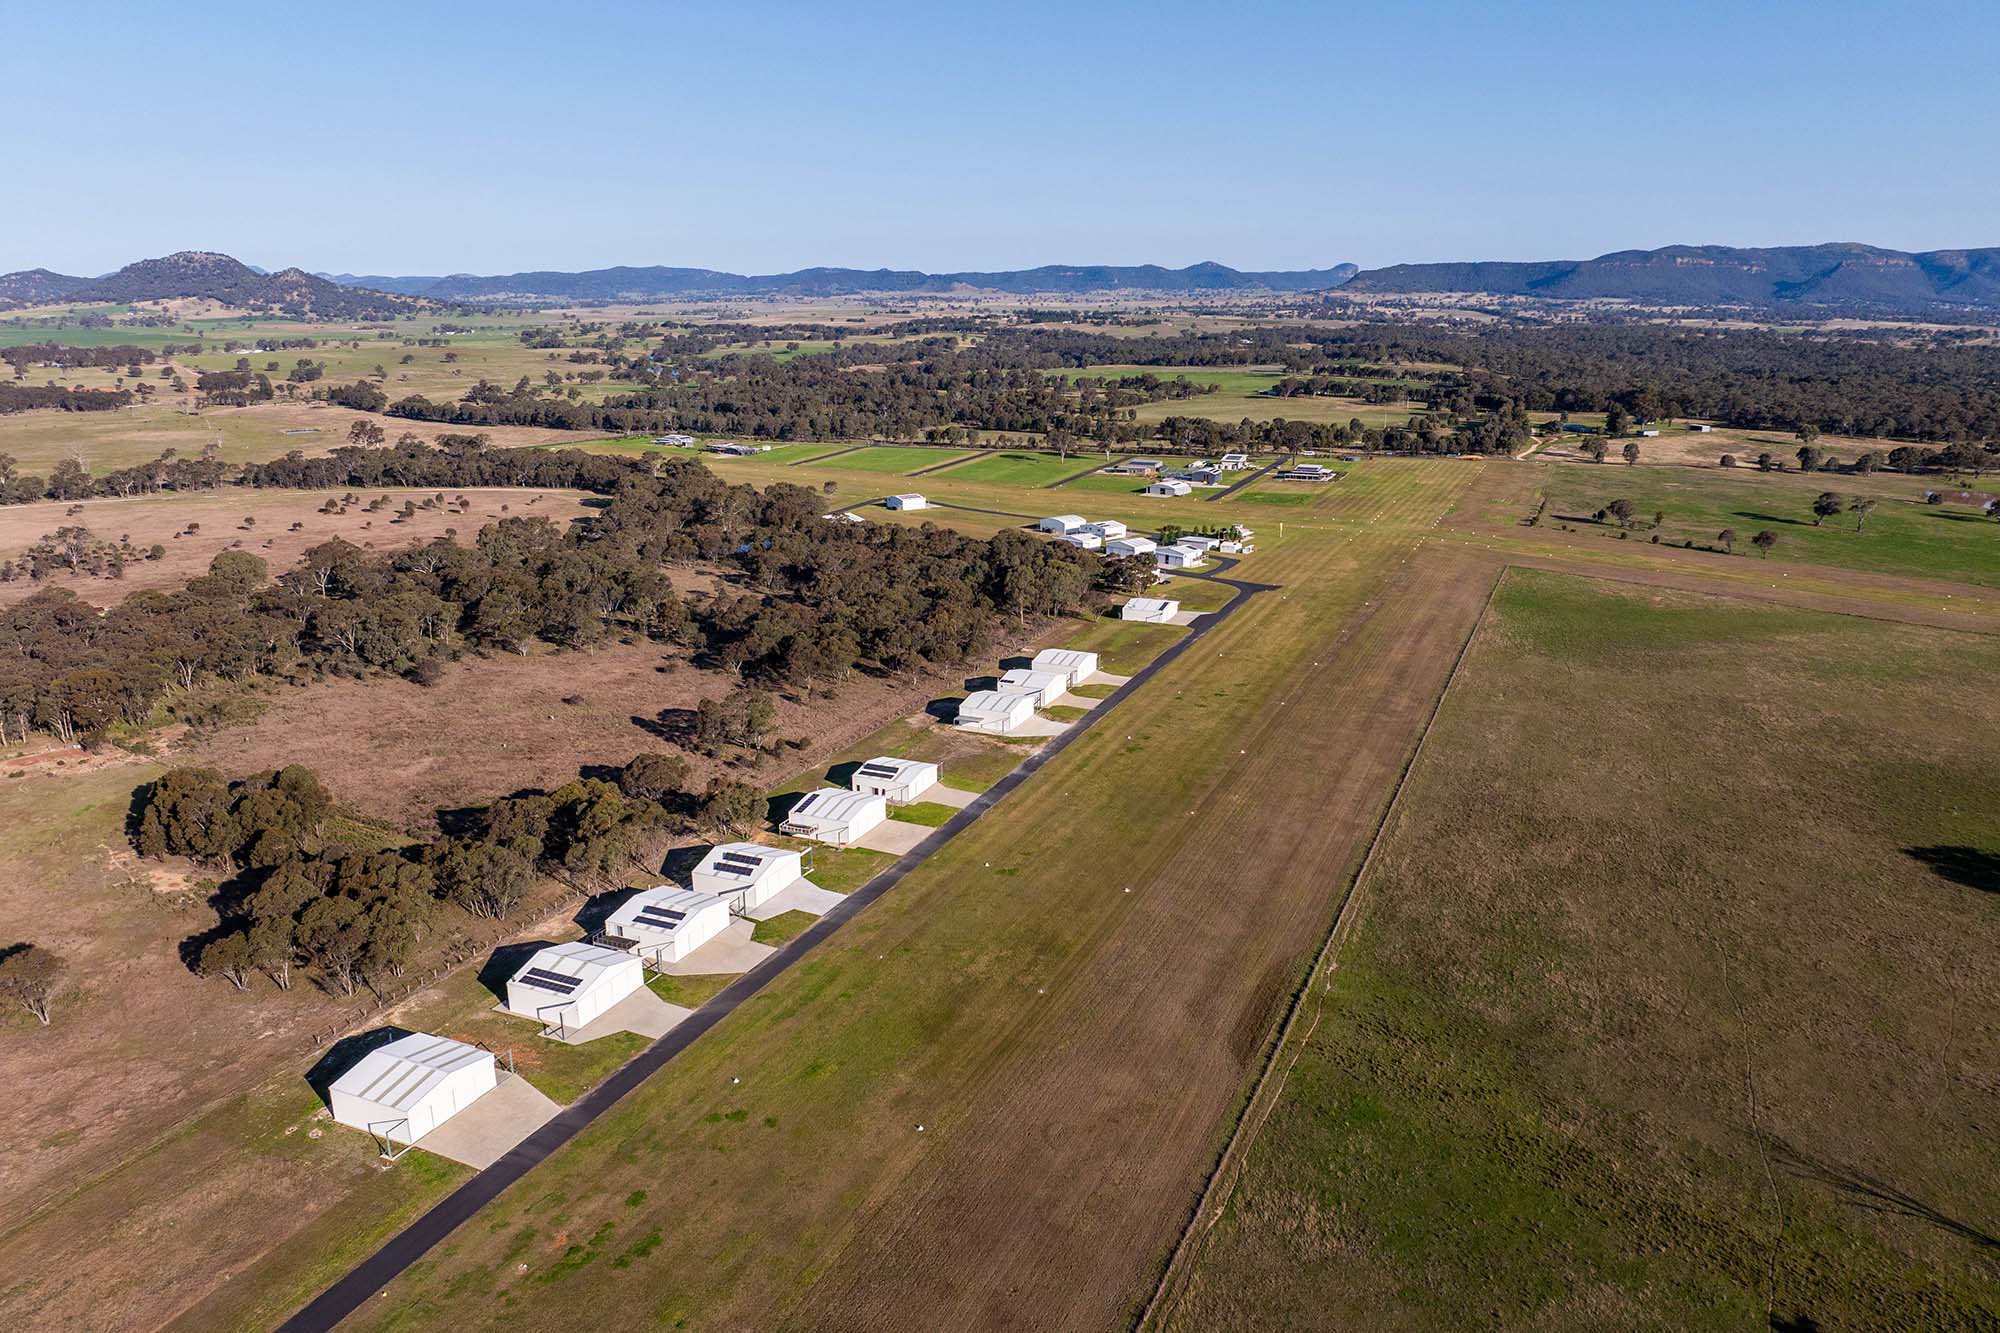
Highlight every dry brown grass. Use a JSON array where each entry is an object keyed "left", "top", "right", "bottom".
[{"left": 0, "top": 486, "right": 590, "bottom": 607}]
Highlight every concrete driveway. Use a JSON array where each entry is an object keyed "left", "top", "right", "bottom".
[
  {"left": 412, "top": 1073, "right": 559, "bottom": 1169},
  {"left": 746, "top": 880, "right": 846, "bottom": 919},
  {"left": 917, "top": 783, "right": 979, "bottom": 809},
  {"left": 656, "top": 918, "right": 776, "bottom": 975},
  {"left": 854, "top": 819, "right": 934, "bottom": 854}
]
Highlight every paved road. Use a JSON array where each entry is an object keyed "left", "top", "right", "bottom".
[
  {"left": 279, "top": 571, "right": 1275, "bottom": 1333},
  {"left": 1206, "top": 454, "right": 1293, "bottom": 501}
]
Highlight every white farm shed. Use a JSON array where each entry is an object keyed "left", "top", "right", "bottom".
[
  {"left": 1122, "top": 597, "right": 1180, "bottom": 623},
  {"left": 1144, "top": 479, "right": 1193, "bottom": 497},
  {"left": 957, "top": 689, "right": 1037, "bottom": 734},
  {"left": 506, "top": 941, "right": 644, "bottom": 1032},
  {"left": 849, "top": 755, "right": 941, "bottom": 804},
  {"left": 693, "top": 842, "right": 806, "bottom": 912},
  {"left": 1038, "top": 514, "right": 1086, "bottom": 534},
  {"left": 1105, "top": 535, "right": 1155, "bottom": 558},
  {"left": 1059, "top": 530, "right": 1103, "bottom": 550},
  {"left": 884, "top": 493, "right": 928, "bottom": 511},
  {"left": 1177, "top": 534, "right": 1221, "bottom": 552},
  {"left": 998, "top": 667, "right": 1069, "bottom": 707},
  {"left": 329, "top": 1032, "right": 496, "bottom": 1147},
  {"left": 1086, "top": 520, "right": 1128, "bottom": 540},
  {"left": 1031, "top": 648, "right": 1100, "bottom": 687},
  {"left": 1156, "top": 544, "right": 1205, "bottom": 570},
  {"left": 781, "top": 788, "right": 889, "bottom": 846},
  {"left": 605, "top": 885, "right": 732, "bottom": 965}
]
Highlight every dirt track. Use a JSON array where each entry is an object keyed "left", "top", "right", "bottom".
[{"left": 780, "top": 539, "right": 1501, "bottom": 1331}]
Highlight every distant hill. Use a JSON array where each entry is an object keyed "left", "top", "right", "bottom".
[
  {"left": 0, "top": 268, "right": 92, "bottom": 308},
  {"left": 1340, "top": 243, "right": 2000, "bottom": 311},
  {"left": 335, "top": 260, "right": 1360, "bottom": 303},
  {"left": 321, "top": 272, "right": 447, "bottom": 297},
  {"left": 0, "top": 251, "right": 424, "bottom": 317}
]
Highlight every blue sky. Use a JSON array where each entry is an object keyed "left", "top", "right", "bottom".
[{"left": 4, "top": 0, "right": 1994, "bottom": 276}]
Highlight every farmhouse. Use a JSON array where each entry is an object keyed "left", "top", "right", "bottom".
[
  {"left": 328, "top": 1032, "right": 496, "bottom": 1147},
  {"left": 706, "top": 441, "right": 763, "bottom": 456},
  {"left": 998, "top": 667, "right": 1070, "bottom": 707},
  {"left": 651, "top": 433, "right": 697, "bottom": 447},
  {"left": 1059, "top": 531, "right": 1104, "bottom": 551},
  {"left": 1219, "top": 452, "right": 1251, "bottom": 470},
  {"left": 1105, "top": 535, "right": 1157, "bottom": 558},
  {"left": 848, "top": 755, "right": 942, "bottom": 804},
  {"left": 1084, "top": 519, "right": 1128, "bottom": 540},
  {"left": 883, "top": 493, "right": 928, "bottom": 511},
  {"left": 1122, "top": 597, "right": 1180, "bottom": 623},
  {"left": 505, "top": 941, "right": 644, "bottom": 1033},
  {"left": 781, "top": 788, "right": 889, "bottom": 845},
  {"left": 1144, "top": 479, "right": 1193, "bottom": 497},
  {"left": 1155, "top": 544, "right": 1205, "bottom": 570},
  {"left": 603, "top": 885, "right": 732, "bottom": 965},
  {"left": 1106, "top": 458, "right": 1162, "bottom": 476},
  {"left": 692, "top": 842, "right": 806, "bottom": 912},
  {"left": 1173, "top": 466, "right": 1223, "bottom": 486},
  {"left": 1038, "top": 514, "right": 1086, "bottom": 534},
  {"left": 956, "top": 689, "right": 1038, "bottom": 734},
  {"left": 1274, "top": 462, "right": 1335, "bottom": 481},
  {"left": 1031, "top": 647, "right": 1100, "bottom": 687}
]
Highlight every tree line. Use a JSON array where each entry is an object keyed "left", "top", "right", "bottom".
[{"left": 0, "top": 442, "right": 1112, "bottom": 749}]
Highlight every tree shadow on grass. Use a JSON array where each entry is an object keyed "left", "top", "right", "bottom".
[
  {"left": 1733, "top": 511, "right": 1812, "bottom": 527},
  {"left": 1766, "top": 1137, "right": 2000, "bottom": 1251},
  {"left": 1905, "top": 845, "right": 2000, "bottom": 894}
]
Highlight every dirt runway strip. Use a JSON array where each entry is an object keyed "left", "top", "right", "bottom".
[{"left": 781, "top": 542, "right": 1502, "bottom": 1332}]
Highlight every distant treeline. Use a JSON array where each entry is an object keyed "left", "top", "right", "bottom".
[
  {"left": 0, "top": 444, "right": 1117, "bottom": 750},
  {"left": 0, "top": 383, "right": 133, "bottom": 414},
  {"left": 2, "top": 343, "right": 157, "bottom": 371}
]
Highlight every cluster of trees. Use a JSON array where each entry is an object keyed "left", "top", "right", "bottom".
[
  {"left": 0, "top": 383, "right": 132, "bottom": 414},
  {"left": 0, "top": 525, "right": 165, "bottom": 583},
  {"left": 194, "top": 369, "right": 275, "bottom": 407},
  {"left": 2, "top": 343, "right": 156, "bottom": 374},
  {"left": 0, "top": 443, "right": 1110, "bottom": 749},
  {"left": 144, "top": 750, "right": 766, "bottom": 995},
  {"left": 0, "top": 449, "right": 230, "bottom": 506}
]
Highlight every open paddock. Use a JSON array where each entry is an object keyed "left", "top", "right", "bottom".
[
  {"left": 1162, "top": 570, "right": 2000, "bottom": 1329},
  {"left": 0, "top": 486, "right": 592, "bottom": 607},
  {"left": 800, "top": 445, "right": 974, "bottom": 475}
]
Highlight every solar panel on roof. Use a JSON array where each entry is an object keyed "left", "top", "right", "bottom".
[
  {"left": 634, "top": 906, "right": 689, "bottom": 928},
  {"left": 857, "top": 763, "right": 900, "bottom": 777},
  {"left": 517, "top": 967, "right": 581, "bottom": 995}
]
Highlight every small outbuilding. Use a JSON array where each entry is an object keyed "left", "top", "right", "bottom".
[
  {"left": 692, "top": 842, "right": 807, "bottom": 912},
  {"left": 604, "top": 886, "right": 732, "bottom": 965},
  {"left": 1031, "top": 647, "right": 1100, "bottom": 687},
  {"left": 1105, "top": 535, "right": 1156, "bottom": 558},
  {"left": 328, "top": 1032, "right": 496, "bottom": 1148},
  {"left": 1156, "top": 544, "right": 1205, "bottom": 569},
  {"left": 1038, "top": 514, "right": 1086, "bottom": 534},
  {"left": 1219, "top": 452, "right": 1251, "bottom": 470},
  {"left": 1689, "top": 423, "right": 1714, "bottom": 433},
  {"left": 1144, "top": 479, "right": 1193, "bottom": 497},
  {"left": 884, "top": 493, "right": 928, "bottom": 511},
  {"left": 1122, "top": 597, "right": 1180, "bottom": 623},
  {"left": 1060, "top": 531, "right": 1103, "bottom": 551},
  {"left": 957, "top": 689, "right": 1038, "bottom": 734},
  {"left": 506, "top": 941, "right": 645, "bottom": 1034},
  {"left": 1085, "top": 519, "right": 1128, "bottom": 540},
  {"left": 780, "top": 788, "right": 889, "bottom": 846},
  {"left": 998, "top": 667, "right": 1070, "bottom": 707},
  {"left": 849, "top": 755, "right": 942, "bottom": 803}
]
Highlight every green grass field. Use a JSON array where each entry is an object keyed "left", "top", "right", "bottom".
[
  {"left": 1165, "top": 569, "right": 2000, "bottom": 1330},
  {"left": 942, "top": 450, "right": 1105, "bottom": 488},
  {"left": 1540, "top": 462, "right": 2000, "bottom": 588},
  {"left": 800, "top": 445, "right": 971, "bottom": 475}
]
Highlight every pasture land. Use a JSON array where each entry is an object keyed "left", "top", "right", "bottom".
[
  {"left": 0, "top": 486, "right": 590, "bottom": 607},
  {"left": 1537, "top": 461, "right": 2000, "bottom": 588},
  {"left": 1159, "top": 570, "right": 2000, "bottom": 1331},
  {"left": 800, "top": 445, "right": 972, "bottom": 475},
  {"left": 0, "top": 397, "right": 596, "bottom": 476},
  {"left": 939, "top": 449, "right": 1105, "bottom": 488}
]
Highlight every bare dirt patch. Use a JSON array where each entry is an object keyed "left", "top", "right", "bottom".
[{"left": 0, "top": 486, "right": 591, "bottom": 607}]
